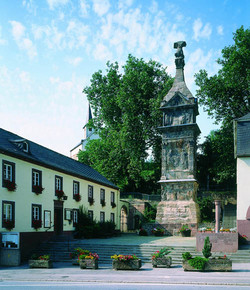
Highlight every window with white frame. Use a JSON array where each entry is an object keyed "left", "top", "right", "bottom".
[
  {"left": 100, "top": 188, "right": 105, "bottom": 202},
  {"left": 88, "top": 210, "right": 93, "bottom": 221},
  {"left": 2, "top": 160, "right": 15, "bottom": 187},
  {"left": 111, "top": 192, "right": 115, "bottom": 203},
  {"left": 88, "top": 185, "right": 93, "bottom": 199},
  {"left": 55, "top": 176, "right": 63, "bottom": 192},
  {"left": 32, "top": 169, "right": 42, "bottom": 193},
  {"left": 100, "top": 211, "right": 105, "bottom": 223},
  {"left": 111, "top": 213, "right": 115, "bottom": 223},
  {"left": 31, "top": 204, "right": 42, "bottom": 228},
  {"left": 72, "top": 209, "right": 78, "bottom": 226},
  {"left": 73, "top": 181, "right": 79, "bottom": 196},
  {"left": 2, "top": 201, "right": 15, "bottom": 229}
]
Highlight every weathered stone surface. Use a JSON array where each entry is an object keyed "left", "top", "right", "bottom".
[
  {"left": 156, "top": 41, "right": 200, "bottom": 234},
  {"left": 182, "top": 258, "right": 232, "bottom": 272},
  {"left": 112, "top": 259, "right": 141, "bottom": 270},
  {"left": 196, "top": 233, "right": 238, "bottom": 253},
  {"left": 152, "top": 257, "right": 172, "bottom": 268},
  {"left": 29, "top": 259, "right": 53, "bottom": 268},
  {"left": 79, "top": 259, "right": 98, "bottom": 269}
]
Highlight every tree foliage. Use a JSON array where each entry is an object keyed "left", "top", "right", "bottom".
[
  {"left": 80, "top": 55, "right": 173, "bottom": 192},
  {"left": 195, "top": 26, "right": 249, "bottom": 191},
  {"left": 195, "top": 26, "right": 250, "bottom": 125},
  {"left": 197, "top": 124, "right": 236, "bottom": 189}
]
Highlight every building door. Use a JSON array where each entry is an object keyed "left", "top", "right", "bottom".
[{"left": 54, "top": 200, "right": 63, "bottom": 235}]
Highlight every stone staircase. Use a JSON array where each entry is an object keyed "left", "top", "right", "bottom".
[{"left": 36, "top": 239, "right": 250, "bottom": 265}]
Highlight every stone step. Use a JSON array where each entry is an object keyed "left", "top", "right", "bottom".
[{"left": 36, "top": 241, "right": 250, "bottom": 264}]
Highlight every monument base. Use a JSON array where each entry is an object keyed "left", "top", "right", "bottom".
[{"left": 156, "top": 200, "right": 199, "bottom": 236}]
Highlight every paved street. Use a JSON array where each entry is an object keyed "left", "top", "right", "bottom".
[{"left": 1, "top": 262, "right": 250, "bottom": 289}]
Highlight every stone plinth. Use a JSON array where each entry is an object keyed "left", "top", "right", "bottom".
[
  {"left": 196, "top": 233, "right": 238, "bottom": 253},
  {"left": 156, "top": 200, "right": 199, "bottom": 235}
]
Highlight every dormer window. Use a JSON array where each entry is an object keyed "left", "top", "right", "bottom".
[
  {"left": 10, "top": 139, "right": 29, "bottom": 153},
  {"left": 23, "top": 141, "right": 29, "bottom": 152}
]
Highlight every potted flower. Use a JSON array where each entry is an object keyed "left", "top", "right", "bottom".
[
  {"left": 101, "top": 199, "right": 106, "bottom": 207},
  {"left": 152, "top": 247, "right": 172, "bottom": 268},
  {"left": 152, "top": 227, "right": 164, "bottom": 236},
  {"left": 33, "top": 185, "right": 44, "bottom": 194},
  {"left": 111, "top": 254, "right": 141, "bottom": 270},
  {"left": 111, "top": 202, "right": 116, "bottom": 208},
  {"left": 32, "top": 219, "right": 42, "bottom": 230},
  {"left": 55, "top": 189, "right": 64, "bottom": 199},
  {"left": 239, "top": 234, "right": 248, "bottom": 245},
  {"left": 79, "top": 251, "right": 99, "bottom": 269},
  {"left": 4, "top": 180, "right": 17, "bottom": 192},
  {"left": 73, "top": 193, "right": 81, "bottom": 202},
  {"left": 179, "top": 224, "right": 191, "bottom": 237},
  {"left": 70, "top": 248, "right": 89, "bottom": 265},
  {"left": 29, "top": 254, "right": 52, "bottom": 268},
  {"left": 3, "top": 219, "right": 15, "bottom": 230}
]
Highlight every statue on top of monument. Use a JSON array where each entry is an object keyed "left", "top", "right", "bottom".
[{"left": 174, "top": 41, "right": 186, "bottom": 69}]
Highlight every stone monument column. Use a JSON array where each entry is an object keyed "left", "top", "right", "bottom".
[{"left": 156, "top": 41, "right": 200, "bottom": 236}]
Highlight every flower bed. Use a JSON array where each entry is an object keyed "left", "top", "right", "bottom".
[
  {"left": 152, "top": 227, "right": 164, "bottom": 236},
  {"left": 152, "top": 247, "right": 172, "bottom": 268},
  {"left": 111, "top": 255, "right": 141, "bottom": 270},
  {"left": 29, "top": 254, "right": 52, "bottom": 268}
]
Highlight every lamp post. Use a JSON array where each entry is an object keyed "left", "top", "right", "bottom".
[{"left": 215, "top": 200, "right": 221, "bottom": 233}]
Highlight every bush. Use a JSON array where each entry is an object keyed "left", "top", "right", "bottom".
[
  {"left": 202, "top": 237, "right": 212, "bottom": 258},
  {"left": 182, "top": 252, "right": 192, "bottom": 261},
  {"left": 188, "top": 257, "right": 208, "bottom": 270},
  {"left": 197, "top": 196, "right": 214, "bottom": 222}
]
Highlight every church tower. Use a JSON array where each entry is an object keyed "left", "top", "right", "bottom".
[{"left": 156, "top": 41, "right": 200, "bottom": 235}]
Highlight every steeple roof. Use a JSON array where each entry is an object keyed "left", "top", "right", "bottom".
[{"left": 162, "top": 41, "right": 194, "bottom": 105}]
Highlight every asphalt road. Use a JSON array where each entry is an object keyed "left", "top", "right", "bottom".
[{"left": 1, "top": 262, "right": 250, "bottom": 289}]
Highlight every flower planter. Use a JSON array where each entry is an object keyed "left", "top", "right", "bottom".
[
  {"left": 152, "top": 257, "right": 172, "bottom": 268},
  {"left": 112, "top": 259, "right": 141, "bottom": 270},
  {"left": 182, "top": 258, "right": 232, "bottom": 272},
  {"left": 29, "top": 259, "right": 53, "bottom": 268},
  {"left": 79, "top": 259, "right": 98, "bottom": 269}
]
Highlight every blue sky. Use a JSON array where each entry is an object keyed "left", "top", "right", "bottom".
[{"left": 0, "top": 0, "right": 249, "bottom": 156}]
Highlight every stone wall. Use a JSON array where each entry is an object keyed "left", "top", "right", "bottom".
[{"left": 196, "top": 232, "right": 238, "bottom": 253}]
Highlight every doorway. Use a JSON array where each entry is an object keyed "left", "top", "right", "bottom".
[{"left": 54, "top": 200, "right": 63, "bottom": 235}]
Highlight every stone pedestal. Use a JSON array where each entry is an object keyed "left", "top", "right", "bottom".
[{"left": 156, "top": 200, "right": 199, "bottom": 235}]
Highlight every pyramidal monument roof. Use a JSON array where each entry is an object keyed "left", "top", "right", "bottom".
[{"left": 162, "top": 41, "right": 194, "bottom": 105}]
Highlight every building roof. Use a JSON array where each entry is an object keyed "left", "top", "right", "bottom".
[
  {"left": 235, "top": 113, "right": 250, "bottom": 157},
  {"left": 0, "top": 128, "right": 119, "bottom": 190}
]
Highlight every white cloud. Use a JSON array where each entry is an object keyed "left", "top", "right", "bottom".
[
  {"left": 217, "top": 25, "right": 224, "bottom": 35},
  {"left": 93, "top": 0, "right": 110, "bottom": 16},
  {"left": 46, "top": 0, "right": 69, "bottom": 10},
  {"left": 93, "top": 43, "right": 112, "bottom": 61},
  {"left": 79, "top": 0, "right": 89, "bottom": 17},
  {"left": 22, "top": 0, "right": 37, "bottom": 14},
  {"left": 67, "top": 57, "right": 83, "bottom": 66},
  {"left": 9, "top": 21, "right": 37, "bottom": 59},
  {"left": 118, "top": 0, "right": 133, "bottom": 10},
  {"left": 0, "top": 26, "right": 7, "bottom": 45},
  {"left": 149, "top": 0, "right": 158, "bottom": 13},
  {"left": 9, "top": 21, "right": 26, "bottom": 41},
  {"left": 193, "top": 18, "right": 212, "bottom": 41},
  {"left": 32, "top": 21, "right": 89, "bottom": 50}
]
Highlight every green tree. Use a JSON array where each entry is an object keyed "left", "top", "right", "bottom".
[
  {"left": 195, "top": 26, "right": 249, "bottom": 192},
  {"left": 195, "top": 26, "right": 250, "bottom": 125},
  {"left": 80, "top": 55, "right": 173, "bottom": 192}
]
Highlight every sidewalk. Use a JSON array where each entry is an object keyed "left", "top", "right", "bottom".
[{"left": 1, "top": 262, "right": 250, "bottom": 286}]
